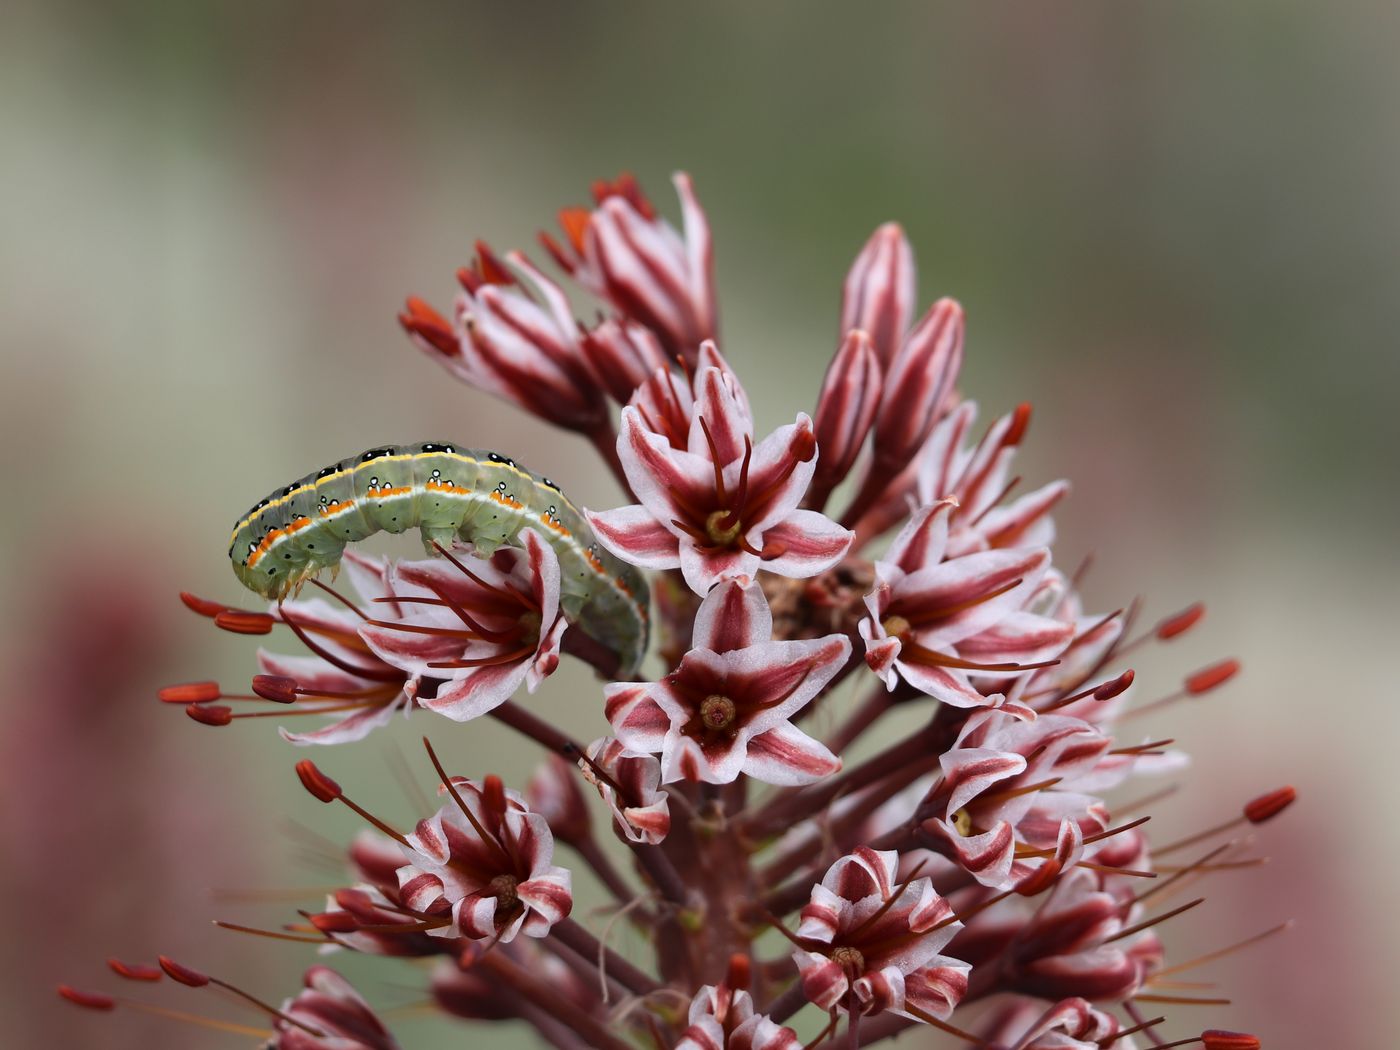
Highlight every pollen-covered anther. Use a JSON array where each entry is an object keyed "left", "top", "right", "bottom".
[
  {"left": 58, "top": 986, "right": 116, "bottom": 1010},
  {"left": 1244, "top": 785, "right": 1296, "bottom": 824},
  {"left": 212, "top": 610, "right": 276, "bottom": 636},
  {"left": 107, "top": 958, "right": 164, "bottom": 981},
  {"left": 296, "top": 759, "right": 343, "bottom": 803},
  {"left": 185, "top": 703, "right": 232, "bottom": 727},
  {"left": 1185, "top": 658, "right": 1241, "bottom": 695},
  {"left": 251, "top": 674, "right": 299, "bottom": 704},
  {"left": 158, "top": 681, "right": 222, "bottom": 704},
  {"left": 701, "top": 694, "right": 737, "bottom": 731},
  {"left": 1200, "top": 1031, "right": 1262, "bottom": 1050},
  {"left": 1156, "top": 601, "right": 1206, "bottom": 640},
  {"left": 1094, "top": 668, "right": 1135, "bottom": 701},
  {"left": 830, "top": 945, "right": 865, "bottom": 975},
  {"left": 157, "top": 956, "right": 211, "bottom": 988}
]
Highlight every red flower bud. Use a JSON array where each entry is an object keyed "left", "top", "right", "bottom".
[
  {"left": 871, "top": 298, "right": 964, "bottom": 468},
  {"left": 810, "top": 329, "right": 882, "bottom": 506},
  {"left": 840, "top": 222, "right": 915, "bottom": 369}
]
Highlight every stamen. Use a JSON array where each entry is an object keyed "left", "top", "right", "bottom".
[
  {"left": 107, "top": 959, "right": 163, "bottom": 981},
  {"left": 697, "top": 416, "right": 730, "bottom": 505},
  {"left": 185, "top": 703, "right": 232, "bottom": 727},
  {"left": 213, "top": 610, "right": 275, "bottom": 635},
  {"left": 157, "top": 956, "right": 326, "bottom": 1036},
  {"left": 1152, "top": 921, "right": 1292, "bottom": 977},
  {"left": 1155, "top": 602, "right": 1206, "bottom": 640},
  {"left": 422, "top": 738, "right": 516, "bottom": 872},
  {"left": 1100, "top": 1015, "right": 1166, "bottom": 1046},
  {"left": 212, "top": 920, "right": 331, "bottom": 945},
  {"left": 278, "top": 608, "right": 402, "bottom": 682},
  {"left": 1105, "top": 897, "right": 1205, "bottom": 943},
  {"left": 308, "top": 578, "right": 369, "bottom": 620},
  {"left": 294, "top": 759, "right": 412, "bottom": 848},
  {"left": 1155, "top": 787, "right": 1295, "bottom": 856},
  {"left": 158, "top": 682, "right": 222, "bottom": 703},
  {"left": 250, "top": 675, "right": 299, "bottom": 703}
]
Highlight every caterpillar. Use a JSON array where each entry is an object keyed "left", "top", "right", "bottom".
[{"left": 228, "top": 442, "right": 648, "bottom": 677}]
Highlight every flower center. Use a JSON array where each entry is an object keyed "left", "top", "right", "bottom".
[
  {"left": 951, "top": 807, "right": 973, "bottom": 836},
  {"left": 705, "top": 509, "right": 743, "bottom": 546},
  {"left": 489, "top": 873, "right": 520, "bottom": 909},
  {"left": 880, "top": 614, "right": 912, "bottom": 640},
  {"left": 517, "top": 610, "right": 542, "bottom": 645},
  {"left": 700, "top": 694, "right": 737, "bottom": 730},
  {"left": 830, "top": 945, "right": 865, "bottom": 975}
]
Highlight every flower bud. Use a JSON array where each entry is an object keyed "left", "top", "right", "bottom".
[
  {"left": 840, "top": 222, "right": 915, "bottom": 369},
  {"left": 872, "top": 298, "right": 964, "bottom": 468},
  {"left": 809, "top": 329, "right": 882, "bottom": 508}
]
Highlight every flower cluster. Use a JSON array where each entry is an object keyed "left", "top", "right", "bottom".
[{"left": 65, "top": 173, "right": 1283, "bottom": 1050}]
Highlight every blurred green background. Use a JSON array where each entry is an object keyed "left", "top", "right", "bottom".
[{"left": 2, "top": 2, "right": 1394, "bottom": 1046}]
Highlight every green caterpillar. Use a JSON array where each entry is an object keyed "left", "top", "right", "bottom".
[{"left": 228, "top": 442, "right": 648, "bottom": 676}]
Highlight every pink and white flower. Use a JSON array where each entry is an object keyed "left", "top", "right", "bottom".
[
  {"left": 604, "top": 580, "right": 846, "bottom": 785},
  {"left": 259, "top": 551, "right": 419, "bottom": 746},
  {"left": 396, "top": 775, "right": 572, "bottom": 943},
  {"left": 981, "top": 996, "right": 1135, "bottom": 1050},
  {"left": 675, "top": 981, "right": 801, "bottom": 1050},
  {"left": 914, "top": 708, "right": 1111, "bottom": 888},
  {"left": 544, "top": 172, "right": 717, "bottom": 365},
  {"left": 361, "top": 530, "right": 566, "bottom": 722},
  {"left": 790, "top": 847, "right": 969, "bottom": 1021},
  {"left": 580, "top": 736, "right": 671, "bottom": 844},
  {"left": 272, "top": 967, "right": 400, "bottom": 1050},
  {"left": 860, "top": 501, "right": 1072, "bottom": 710},
  {"left": 400, "top": 246, "right": 608, "bottom": 433},
  {"left": 587, "top": 357, "right": 853, "bottom": 593}
]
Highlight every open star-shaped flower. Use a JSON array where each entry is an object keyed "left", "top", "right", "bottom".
[
  {"left": 360, "top": 529, "right": 566, "bottom": 722},
  {"left": 587, "top": 356, "right": 854, "bottom": 594},
  {"left": 604, "top": 579, "right": 847, "bottom": 784}
]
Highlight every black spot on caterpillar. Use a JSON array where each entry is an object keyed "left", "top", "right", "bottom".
[{"left": 229, "top": 442, "right": 648, "bottom": 676}]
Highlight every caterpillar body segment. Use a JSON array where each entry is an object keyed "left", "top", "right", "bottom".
[{"left": 228, "top": 442, "right": 648, "bottom": 676}]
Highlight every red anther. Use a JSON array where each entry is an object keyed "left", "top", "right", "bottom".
[
  {"left": 185, "top": 703, "right": 232, "bottom": 726},
  {"left": 158, "top": 956, "right": 210, "bottom": 987},
  {"left": 1244, "top": 785, "right": 1296, "bottom": 825},
  {"left": 1185, "top": 659, "right": 1240, "bottom": 695},
  {"left": 251, "top": 674, "right": 298, "bottom": 704},
  {"left": 107, "top": 958, "right": 164, "bottom": 981},
  {"left": 398, "top": 297, "right": 458, "bottom": 357},
  {"left": 726, "top": 953, "right": 752, "bottom": 990},
  {"left": 1201, "top": 1032, "right": 1261, "bottom": 1050},
  {"left": 1014, "top": 859, "right": 1062, "bottom": 897},
  {"left": 213, "top": 610, "right": 276, "bottom": 636},
  {"left": 308, "top": 911, "right": 360, "bottom": 934},
  {"left": 296, "top": 760, "right": 342, "bottom": 803},
  {"left": 179, "top": 591, "right": 228, "bottom": 618},
  {"left": 1093, "top": 669, "right": 1135, "bottom": 702},
  {"left": 1156, "top": 601, "right": 1206, "bottom": 640},
  {"left": 57, "top": 985, "right": 115, "bottom": 1010},
  {"left": 474, "top": 241, "right": 514, "bottom": 285},
  {"left": 1004, "top": 402, "right": 1032, "bottom": 446},
  {"left": 482, "top": 774, "right": 507, "bottom": 817},
  {"left": 158, "top": 681, "right": 221, "bottom": 704}
]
